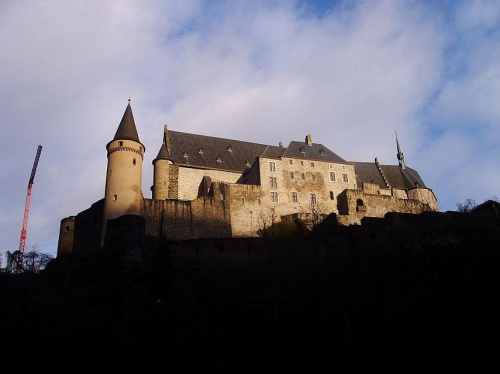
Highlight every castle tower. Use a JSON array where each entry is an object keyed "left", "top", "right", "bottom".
[
  {"left": 395, "top": 132, "right": 406, "bottom": 169},
  {"left": 152, "top": 125, "right": 173, "bottom": 200},
  {"left": 102, "top": 101, "right": 145, "bottom": 244}
]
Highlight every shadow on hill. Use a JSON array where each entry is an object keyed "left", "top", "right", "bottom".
[{"left": 1, "top": 210, "right": 500, "bottom": 372}]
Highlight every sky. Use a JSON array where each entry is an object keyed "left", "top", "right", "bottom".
[{"left": 1, "top": 0, "right": 499, "bottom": 260}]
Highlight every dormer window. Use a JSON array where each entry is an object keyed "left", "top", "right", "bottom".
[
  {"left": 299, "top": 146, "right": 306, "bottom": 155},
  {"left": 319, "top": 148, "right": 325, "bottom": 156},
  {"left": 216, "top": 156, "right": 222, "bottom": 163},
  {"left": 245, "top": 159, "right": 251, "bottom": 168},
  {"left": 199, "top": 148, "right": 203, "bottom": 155},
  {"left": 183, "top": 152, "right": 188, "bottom": 159},
  {"left": 227, "top": 146, "right": 232, "bottom": 152}
]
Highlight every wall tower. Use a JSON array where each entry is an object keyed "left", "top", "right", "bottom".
[
  {"left": 152, "top": 125, "right": 173, "bottom": 200},
  {"left": 102, "top": 101, "right": 145, "bottom": 244}
]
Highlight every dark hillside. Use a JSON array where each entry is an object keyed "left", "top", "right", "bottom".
[{"left": 1, "top": 211, "right": 499, "bottom": 372}]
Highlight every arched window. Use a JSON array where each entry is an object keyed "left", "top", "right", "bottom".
[{"left": 357, "top": 199, "right": 364, "bottom": 207}]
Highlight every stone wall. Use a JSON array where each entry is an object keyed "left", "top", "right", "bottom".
[
  {"left": 337, "top": 188, "right": 433, "bottom": 225},
  {"left": 73, "top": 199, "right": 104, "bottom": 256},
  {"left": 142, "top": 184, "right": 232, "bottom": 241},
  {"left": 175, "top": 165, "right": 242, "bottom": 200}
]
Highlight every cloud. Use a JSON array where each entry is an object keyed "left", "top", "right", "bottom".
[{"left": 0, "top": 0, "right": 498, "bottom": 258}]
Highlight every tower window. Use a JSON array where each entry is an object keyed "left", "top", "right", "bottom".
[
  {"left": 133, "top": 158, "right": 136, "bottom": 165},
  {"left": 330, "top": 191, "right": 334, "bottom": 200},
  {"left": 290, "top": 172, "right": 294, "bottom": 179},
  {"left": 257, "top": 198, "right": 262, "bottom": 205},
  {"left": 241, "top": 197, "right": 245, "bottom": 205},
  {"left": 301, "top": 161, "right": 304, "bottom": 166},
  {"left": 311, "top": 162, "right": 315, "bottom": 167},
  {"left": 301, "top": 173, "right": 305, "bottom": 180},
  {"left": 271, "top": 192, "right": 279, "bottom": 202},
  {"left": 113, "top": 195, "right": 117, "bottom": 201},
  {"left": 289, "top": 160, "right": 293, "bottom": 165},
  {"left": 119, "top": 141, "right": 123, "bottom": 147},
  {"left": 65, "top": 226, "right": 70, "bottom": 232},
  {"left": 269, "top": 162, "right": 276, "bottom": 172},
  {"left": 292, "top": 192, "right": 298, "bottom": 202},
  {"left": 312, "top": 175, "right": 316, "bottom": 181}
]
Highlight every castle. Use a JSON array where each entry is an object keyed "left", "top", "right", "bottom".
[{"left": 57, "top": 102, "right": 438, "bottom": 256}]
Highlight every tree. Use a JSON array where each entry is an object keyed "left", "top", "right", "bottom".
[
  {"left": 4, "top": 245, "right": 53, "bottom": 273},
  {"left": 299, "top": 201, "right": 330, "bottom": 231},
  {"left": 456, "top": 198, "right": 477, "bottom": 213},
  {"left": 256, "top": 208, "right": 278, "bottom": 237}
]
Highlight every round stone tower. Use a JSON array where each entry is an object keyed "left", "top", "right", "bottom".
[
  {"left": 57, "top": 216, "right": 75, "bottom": 256},
  {"left": 152, "top": 125, "right": 173, "bottom": 200},
  {"left": 102, "top": 101, "right": 145, "bottom": 244}
]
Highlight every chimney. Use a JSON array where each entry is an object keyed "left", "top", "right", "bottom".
[{"left": 305, "top": 134, "right": 312, "bottom": 146}]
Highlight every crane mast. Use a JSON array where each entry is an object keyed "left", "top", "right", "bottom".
[{"left": 19, "top": 145, "right": 43, "bottom": 255}]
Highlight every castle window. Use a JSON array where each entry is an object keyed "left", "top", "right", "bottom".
[
  {"left": 319, "top": 148, "right": 325, "bottom": 156},
  {"left": 227, "top": 146, "right": 232, "bottom": 152},
  {"left": 220, "top": 194, "right": 224, "bottom": 201},
  {"left": 271, "top": 192, "right": 279, "bottom": 202},
  {"left": 269, "top": 177, "right": 277, "bottom": 188},
  {"left": 113, "top": 195, "right": 117, "bottom": 201},
  {"left": 300, "top": 146, "right": 306, "bottom": 155},
  {"left": 269, "top": 162, "right": 276, "bottom": 172},
  {"left": 245, "top": 160, "right": 251, "bottom": 168},
  {"left": 311, "top": 162, "right": 315, "bottom": 167},
  {"left": 119, "top": 141, "right": 123, "bottom": 147},
  {"left": 301, "top": 161, "right": 304, "bottom": 166},
  {"left": 357, "top": 199, "right": 364, "bottom": 207},
  {"left": 241, "top": 197, "right": 245, "bottom": 205},
  {"left": 217, "top": 156, "right": 222, "bottom": 163},
  {"left": 199, "top": 148, "right": 203, "bottom": 154},
  {"left": 292, "top": 192, "right": 298, "bottom": 202},
  {"left": 330, "top": 172, "right": 336, "bottom": 182},
  {"left": 330, "top": 191, "right": 334, "bottom": 200},
  {"left": 133, "top": 158, "right": 136, "bottom": 165},
  {"left": 329, "top": 164, "right": 333, "bottom": 169},
  {"left": 301, "top": 173, "right": 305, "bottom": 180},
  {"left": 289, "top": 160, "right": 293, "bottom": 165},
  {"left": 65, "top": 226, "right": 70, "bottom": 232},
  {"left": 311, "top": 194, "right": 317, "bottom": 205},
  {"left": 342, "top": 173, "right": 349, "bottom": 183},
  {"left": 257, "top": 198, "right": 262, "bottom": 205},
  {"left": 342, "top": 165, "right": 346, "bottom": 170},
  {"left": 109, "top": 169, "right": 112, "bottom": 177},
  {"left": 290, "top": 172, "right": 294, "bottom": 179},
  {"left": 312, "top": 175, "right": 316, "bottom": 181}
]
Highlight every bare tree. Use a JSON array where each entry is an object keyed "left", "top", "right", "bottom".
[
  {"left": 4, "top": 245, "right": 53, "bottom": 274},
  {"left": 456, "top": 198, "right": 477, "bottom": 213},
  {"left": 256, "top": 208, "right": 278, "bottom": 237},
  {"left": 300, "top": 201, "right": 329, "bottom": 230}
]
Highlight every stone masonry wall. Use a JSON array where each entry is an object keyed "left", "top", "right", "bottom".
[{"left": 176, "top": 165, "right": 242, "bottom": 201}]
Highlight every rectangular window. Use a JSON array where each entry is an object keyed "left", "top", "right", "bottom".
[
  {"left": 301, "top": 173, "right": 305, "bottom": 180},
  {"left": 342, "top": 173, "right": 349, "bottom": 183},
  {"left": 300, "top": 161, "right": 304, "bottom": 166},
  {"left": 311, "top": 193, "right": 317, "bottom": 205},
  {"left": 257, "top": 198, "right": 261, "bottom": 205},
  {"left": 329, "top": 164, "right": 333, "bottom": 169},
  {"left": 271, "top": 192, "right": 279, "bottom": 202},
  {"left": 292, "top": 192, "right": 298, "bottom": 203},
  {"left": 269, "top": 162, "right": 276, "bottom": 172},
  {"left": 330, "top": 191, "right": 334, "bottom": 200},
  {"left": 269, "top": 177, "right": 277, "bottom": 188},
  {"left": 312, "top": 175, "right": 316, "bottom": 181},
  {"left": 290, "top": 172, "right": 294, "bottom": 179},
  {"left": 241, "top": 197, "right": 245, "bottom": 205},
  {"left": 289, "top": 160, "right": 293, "bottom": 165},
  {"left": 329, "top": 172, "right": 336, "bottom": 182},
  {"left": 311, "top": 162, "right": 315, "bottom": 167}
]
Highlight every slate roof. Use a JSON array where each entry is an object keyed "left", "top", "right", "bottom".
[
  {"left": 113, "top": 103, "right": 141, "bottom": 144},
  {"left": 353, "top": 162, "right": 426, "bottom": 189},
  {"left": 161, "top": 130, "right": 281, "bottom": 173},
  {"left": 282, "top": 141, "right": 347, "bottom": 163}
]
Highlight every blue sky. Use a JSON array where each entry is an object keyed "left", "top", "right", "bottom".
[{"left": 1, "top": 0, "right": 499, "bottom": 260}]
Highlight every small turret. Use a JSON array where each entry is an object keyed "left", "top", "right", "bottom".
[
  {"left": 102, "top": 101, "right": 145, "bottom": 245},
  {"left": 395, "top": 132, "right": 406, "bottom": 169},
  {"left": 152, "top": 125, "right": 173, "bottom": 200}
]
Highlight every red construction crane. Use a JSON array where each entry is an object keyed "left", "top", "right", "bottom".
[{"left": 19, "top": 145, "right": 43, "bottom": 255}]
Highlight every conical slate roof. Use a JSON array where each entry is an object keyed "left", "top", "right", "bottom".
[
  {"left": 153, "top": 142, "right": 171, "bottom": 163},
  {"left": 113, "top": 103, "right": 140, "bottom": 143}
]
